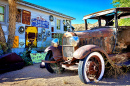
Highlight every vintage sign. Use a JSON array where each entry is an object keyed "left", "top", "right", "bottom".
[
  {"left": 13, "top": 36, "right": 19, "bottom": 48},
  {"left": 22, "top": 10, "right": 31, "bottom": 25},
  {"left": 31, "top": 16, "right": 49, "bottom": 28}
]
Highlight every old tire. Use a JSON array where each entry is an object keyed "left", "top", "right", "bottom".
[
  {"left": 78, "top": 52, "right": 105, "bottom": 84},
  {"left": 45, "top": 52, "right": 54, "bottom": 73},
  {"left": 45, "top": 51, "right": 64, "bottom": 73}
]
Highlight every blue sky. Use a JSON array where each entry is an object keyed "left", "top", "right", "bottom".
[{"left": 23, "top": 0, "right": 114, "bottom": 24}]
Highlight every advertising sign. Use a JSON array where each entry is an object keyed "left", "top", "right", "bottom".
[{"left": 31, "top": 16, "right": 49, "bottom": 28}]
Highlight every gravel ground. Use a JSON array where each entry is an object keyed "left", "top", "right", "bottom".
[{"left": 0, "top": 63, "right": 130, "bottom": 86}]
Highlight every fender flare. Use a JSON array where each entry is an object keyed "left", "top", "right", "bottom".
[
  {"left": 44, "top": 46, "right": 62, "bottom": 61},
  {"left": 73, "top": 45, "right": 109, "bottom": 60}
]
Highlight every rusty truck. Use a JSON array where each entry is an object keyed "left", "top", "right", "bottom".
[{"left": 43, "top": 7, "right": 130, "bottom": 84}]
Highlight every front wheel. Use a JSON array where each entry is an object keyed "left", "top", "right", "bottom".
[
  {"left": 78, "top": 52, "right": 105, "bottom": 84},
  {"left": 45, "top": 51, "right": 64, "bottom": 73}
]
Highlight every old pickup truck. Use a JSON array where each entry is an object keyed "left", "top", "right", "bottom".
[{"left": 43, "top": 7, "right": 130, "bottom": 84}]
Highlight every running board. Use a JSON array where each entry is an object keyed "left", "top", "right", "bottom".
[{"left": 62, "top": 64, "right": 78, "bottom": 70}]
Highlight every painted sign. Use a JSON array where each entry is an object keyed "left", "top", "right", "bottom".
[
  {"left": 31, "top": 16, "right": 49, "bottom": 28},
  {"left": 30, "top": 53, "right": 47, "bottom": 63},
  {"left": 22, "top": 10, "right": 31, "bottom": 25},
  {"left": 13, "top": 36, "right": 19, "bottom": 48}
]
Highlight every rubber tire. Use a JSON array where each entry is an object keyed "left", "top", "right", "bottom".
[
  {"left": 45, "top": 52, "right": 54, "bottom": 73},
  {"left": 78, "top": 52, "right": 105, "bottom": 84}
]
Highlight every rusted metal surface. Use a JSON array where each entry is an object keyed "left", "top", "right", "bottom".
[
  {"left": 116, "top": 27, "right": 130, "bottom": 52},
  {"left": 62, "top": 32, "right": 77, "bottom": 61},
  {"left": 109, "top": 52, "right": 130, "bottom": 63},
  {"left": 75, "top": 28, "right": 116, "bottom": 54},
  {"left": 73, "top": 45, "right": 109, "bottom": 60},
  {"left": 44, "top": 46, "right": 63, "bottom": 61},
  {"left": 62, "top": 63, "right": 78, "bottom": 70},
  {"left": 22, "top": 10, "right": 31, "bottom": 25},
  {"left": 42, "top": 60, "right": 57, "bottom": 63},
  {"left": 86, "top": 55, "right": 101, "bottom": 80}
]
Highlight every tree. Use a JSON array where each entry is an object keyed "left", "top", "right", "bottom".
[
  {"left": 112, "top": 0, "right": 130, "bottom": 7},
  {"left": 112, "top": 0, "right": 130, "bottom": 26},
  {"left": 0, "top": 24, "right": 7, "bottom": 53},
  {"left": 0, "top": 0, "right": 17, "bottom": 54},
  {"left": 7, "top": 0, "right": 17, "bottom": 53}
]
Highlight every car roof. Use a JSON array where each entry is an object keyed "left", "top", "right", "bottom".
[{"left": 83, "top": 7, "right": 130, "bottom": 20}]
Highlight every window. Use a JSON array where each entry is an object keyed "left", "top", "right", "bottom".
[
  {"left": 0, "top": 6, "right": 4, "bottom": 22},
  {"left": 57, "top": 19, "right": 60, "bottom": 30}
]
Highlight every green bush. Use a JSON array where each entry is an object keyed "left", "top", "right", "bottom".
[
  {"left": 118, "top": 18, "right": 130, "bottom": 26},
  {"left": 19, "top": 51, "right": 33, "bottom": 66}
]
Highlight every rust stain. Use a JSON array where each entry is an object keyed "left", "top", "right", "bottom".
[{"left": 75, "top": 28, "right": 115, "bottom": 54}]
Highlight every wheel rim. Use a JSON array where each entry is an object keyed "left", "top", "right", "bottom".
[{"left": 86, "top": 55, "right": 102, "bottom": 81}]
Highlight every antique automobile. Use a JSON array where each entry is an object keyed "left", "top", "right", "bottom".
[{"left": 43, "top": 7, "right": 130, "bottom": 84}]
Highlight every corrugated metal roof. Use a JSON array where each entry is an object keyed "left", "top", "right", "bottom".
[{"left": 18, "top": 0, "right": 75, "bottom": 20}]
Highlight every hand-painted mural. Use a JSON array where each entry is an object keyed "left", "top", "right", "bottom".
[
  {"left": 30, "top": 52, "right": 47, "bottom": 63},
  {"left": 31, "top": 16, "right": 49, "bottom": 28}
]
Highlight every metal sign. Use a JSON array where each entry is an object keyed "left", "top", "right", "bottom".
[
  {"left": 22, "top": 10, "right": 31, "bottom": 25},
  {"left": 31, "top": 16, "right": 49, "bottom": 28}
]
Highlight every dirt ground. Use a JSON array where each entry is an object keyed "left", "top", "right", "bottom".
[{"left": 0, "top": 63, "right": 130, "bottom": 86}]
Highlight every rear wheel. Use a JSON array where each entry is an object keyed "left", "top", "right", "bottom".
[
  {"left": 45, "top": 51, "right": 64, "bottom": 73},
  {"left": 78, "top": 52, "right": 105, "bottom": 84}
]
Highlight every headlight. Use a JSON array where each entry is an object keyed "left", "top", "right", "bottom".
[
  {"left": 69, "top": 36, "right": 79, "bottom": 47},
  {"left": 51, "top": 38, "right": 59, "bottom": 47}
]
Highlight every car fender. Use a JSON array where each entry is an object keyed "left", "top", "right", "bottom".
[
  {"left": 44, "top": 46, "right": 62, "bottom": 61},
  {"left": 73, "top": 45, "right": 109, "bottom": 60}
]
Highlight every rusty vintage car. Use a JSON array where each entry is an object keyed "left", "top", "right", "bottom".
[{"left": 43, "top": 7, "right": 130, "bottom": 84}]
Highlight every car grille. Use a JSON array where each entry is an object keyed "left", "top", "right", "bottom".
[{"left": 63, "top": 37, "right": 74, "bottom": 57}]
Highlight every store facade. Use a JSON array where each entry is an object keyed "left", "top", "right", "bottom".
[{"left": 0, "top": 0, "right": 75, "bottom": 54}]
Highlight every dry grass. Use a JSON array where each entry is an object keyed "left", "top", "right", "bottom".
[
  {"left": 104, "top": 58, "right": 128, "bottom": 78},
  {"left": 72, "top": 20, "right": 106, "bottom": 31}
]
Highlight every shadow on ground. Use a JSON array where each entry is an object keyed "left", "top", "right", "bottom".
[{"left": 0, "top": 63, "right": 130, "bottom": 85}]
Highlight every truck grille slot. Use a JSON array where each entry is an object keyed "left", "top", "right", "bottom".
[
  {"left": 63, "top": 37, "right": 74, "bottom": 57},
  {"left": 63, "top": 46, "right": 74, "bottom": 57},
  {"left": 63, "top": 37, "right": 71, "bottom": 45}
]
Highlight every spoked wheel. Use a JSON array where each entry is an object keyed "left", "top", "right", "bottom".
[
  {"left": 45, "top": 51, "right": 64, "bottom": 73},
  {"left": 78, "top": 52, "right": 105, "bottom": 84}
]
